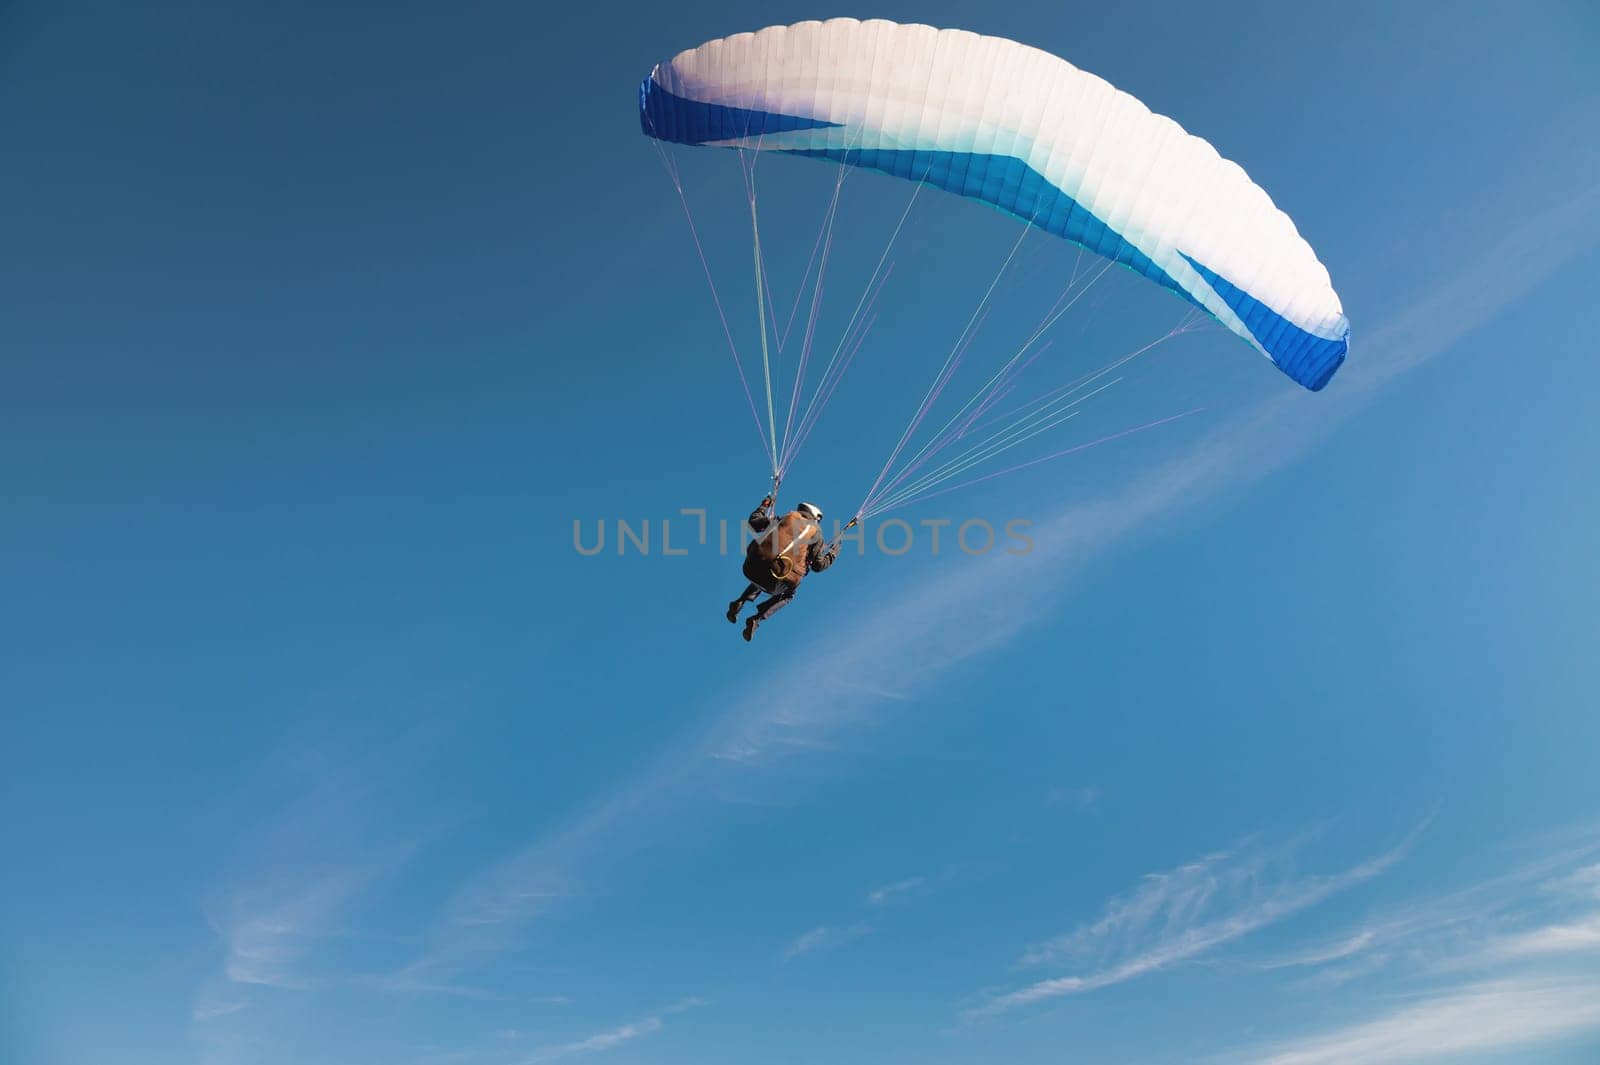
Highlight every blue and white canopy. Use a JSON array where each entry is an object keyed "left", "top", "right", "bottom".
[{"left": 640, "top": 18, "right": 1350, "bottom": 390}]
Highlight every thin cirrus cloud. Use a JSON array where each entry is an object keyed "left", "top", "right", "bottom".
[
  {"left": 787, "top": 871, "right": 944, "bottom": 963},
  {"left": 1215, "top": 831, "right": 1600, "bottom": 1063},
  {"left": 530, "top": 1017, "right": 660, "bottom": 1062},
  {"left": 1235, "top": 977, "right": 1600, "bottom": 1065},
  {"left": 1251, "top": 834, "right": 1600, "bottom": 984},
  {"left": 784, "top": 922, "right": 873, "bottom": 962},
  {"left": 867, "top": 875, "right": 929, "bottom": 906},
  {"left": 208, "top": 851, "right": 420, "bottom": 993},
  {"left": 526, "top": 998, "right": 706, "bottom": 1062},
  {"left": 1255, "top": 928, "right": 1381, "bottom": 971},
  {"left": 1045, "top": 785, "right": 1101, "bottom": 812},
  {"left": 1485, "top": 916, "right": 1600, "bottom": 961},
  {"left": 190, "top": 737, "right": 490, "bottom": 1026},
  {"left": 199, "top": 762, "right": 428, "bottom": 998},
  {"left": 1546, "top": 861, "right": 1600, "bottom": 899},
  {"left": 969, "top": 826, "right": 1424, "bottom": 1019}
]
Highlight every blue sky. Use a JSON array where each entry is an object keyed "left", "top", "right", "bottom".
[{"left": 4, "top": 2, "right": 1600, "bottom": 1064}]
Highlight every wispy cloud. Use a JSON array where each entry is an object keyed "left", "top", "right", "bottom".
[
  {"left": 784, "top": 922, "right": 873, "bottom": 961},
  {"left": 185, "top": 727, "right": 515, "bottom": 1060},
  {"left": 1237, "top": 977, "right": 1600, "bottom": 1065},
  {"left": 969, "top": 826, "right": 1421, "bottom": 1018},
  {"left": 527, "top": 998, "right": 705, "bottom": 1062},
  {"left": 1213, "top": 830, "right": 1600, "bottom": 1063},
  {"left": 867, "top": 876, "right": 928, "bottom": 906},
  {"left": 200, "top": 769, "right": 427, "bottom": 997},
  {"left": 191, "top": 999, "right": 246, "bottom": 1023},
  {"left": 1258, "top": 928, "right": 1381, "bottom": 971},
  {"left": 1547, "top": 861, "right": 1600, "bottom": 899},
  {"left": 212, "top": 868, "right": 373, "bottom": 990},
  {"left": 1485, "top": 916, "right": 1600, "bottom": 961},
  {"left": 1045, "top": 785, "right": 1101, "bottom": 813},
  {"left": 1249, "top": 831, "right": 1600, "bottom": 985},
  {"left": 533, "top": 1017, "right": 660, "bottom": 1060}
]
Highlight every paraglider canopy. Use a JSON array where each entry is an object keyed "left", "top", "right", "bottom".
[{"left": 640, "top": 18, "right": 1349, "bottom": 391}]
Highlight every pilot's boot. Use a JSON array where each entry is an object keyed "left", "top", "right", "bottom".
[{"left": 743, "top": 615, "right": 760, "bottom": 642}]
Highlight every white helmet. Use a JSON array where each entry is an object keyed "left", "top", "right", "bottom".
[{"left": 796, "top": 502, "right": 823, "bottom": 521}]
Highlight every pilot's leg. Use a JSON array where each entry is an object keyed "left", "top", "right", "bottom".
[
  {"left": 742, "top": 583, "right": 796, "bottom": 641},
  {"left": 727, "top": 583, "right": 762, "bottom": 623}
]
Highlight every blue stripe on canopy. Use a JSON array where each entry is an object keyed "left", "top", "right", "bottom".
[
  {"left": 1180, "top": 254, "right": 1348, "bottom": 391},
  {"left": 639, "top": 78, "right": 842, "bottom": 144}
]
